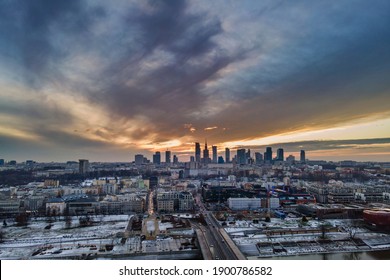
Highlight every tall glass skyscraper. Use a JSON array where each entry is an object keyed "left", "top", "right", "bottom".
[{"left": 195, "top": 142, "right": 201, "bottom": 162}]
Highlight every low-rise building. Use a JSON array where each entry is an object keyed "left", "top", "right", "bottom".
[
  {"left": 228, "top": 198, "right": 262, "bottom": 210},
  {"left": 46, "top": 198, "right": 66, "bottom": 216},
  {"left": 0, "top": 199, "right": 21, "bottom": 217},
  {"left": 156, "top": 191, "right": 194, "bottom": 212}
]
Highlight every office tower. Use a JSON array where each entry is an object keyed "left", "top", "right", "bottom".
[
  {"left": 165, "top": 150, "right": 171, "bottom": 163},
  {"left": 255, "top": 152, "right": 263, "bottom": 164},
  {"left": 0, "top": 159, "right": 5, "bottom": 166},
  {"left": 218, "top": 156, "right": 225, "bottom": 164},
  {"left": 277, "top": 148, "right": 284, "bottom": 161},
  {"left": 195, "top": 142, "right": 201, "bottom": 163},
  {"left": 300, "top": 150, "right": 306, "bottom": 162},
  {"left": 135, "top": 154, "right": 144, "bottom": 165},
  {"left": 173, "top": 155, "right": 178, "bottom": 164},
  {"left": 212, "top": 145, "right": 217, "bottom": 163},
  {"left": 203, "top": 141, "right": 210, "bottom": 163},
  {"left": 237, "top": 148, "right": 247, "bottom": 164},
  {"left": 153, "top": 152, "right": 161, "bottom": 165},
  {"left": 265, "top": 147, "right": 273, "bottom": 162},
  {"left": 190, "top": 156, "right": 195, "bottom": 162},
  {"left": 225, "top": 148, "right": 230, "bottom": 163},
  {"left": 79, "top": 159, "right": 89, "bottom": 174}
]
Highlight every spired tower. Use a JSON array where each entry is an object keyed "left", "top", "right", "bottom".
[{"left": 203, "top": 140, "right": 210, "bottom": 163}]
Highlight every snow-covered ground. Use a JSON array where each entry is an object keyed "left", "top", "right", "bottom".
[
  {"left": 222, "top": 218, "right": 390, "bottom": 258},
  {"left": 0, "top": 215, "right": 198, "bottom": 259},
  {"left": 0, "top": 215, "right": 131, "bottom": 259},
  {"left": 158, "top": 221, "right": 173, "bottom": 231}
]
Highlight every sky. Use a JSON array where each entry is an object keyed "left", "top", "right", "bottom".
[{"left": 0, "top": 0, "right": 390, "bottom": 163}]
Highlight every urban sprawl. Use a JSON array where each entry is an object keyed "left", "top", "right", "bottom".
[{"left": 1, "top": 143, "right": 390, "bottom": 260}]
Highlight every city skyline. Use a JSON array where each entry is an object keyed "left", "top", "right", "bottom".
[
  {"left": 1, "top": 0, "right": 390, "bottom": 162},
  {"left": 2, "top": 142, "right": 390, "bottom": 164}
]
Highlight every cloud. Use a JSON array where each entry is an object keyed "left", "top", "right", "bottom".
[
  {"left": 0, "top": 0, "right": 106, "bottom": 88},
  {"left": 189, "top": 0, "right": 390, "bottom": 144},
  {"left": 0, "top": 0, "right": 390, "bottom": 161},
  {"left": 204, "top": 126, "right": 218, "bottom": 131}
]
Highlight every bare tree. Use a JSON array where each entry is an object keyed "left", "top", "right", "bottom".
[
  {"left": 319, "top": 222, "right": 331, "bottom": 239},
  {"left": 64, "top": 207, "right": 72, "bottom": 229},
  {"left": 346, "top": 219, "right": 361, "bottom": 239}
]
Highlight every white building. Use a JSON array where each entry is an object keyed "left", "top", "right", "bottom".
[{"left": 228, "top": 198, "right": 261, "bottom": 210}]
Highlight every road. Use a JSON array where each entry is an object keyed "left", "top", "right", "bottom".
[
  {"left": 195, "top": 193, "right": 242, "bottom": 260},
  {"left": 203, "top": 211, "right": 238, "bottom": 260}
]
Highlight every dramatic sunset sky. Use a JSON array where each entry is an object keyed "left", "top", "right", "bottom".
[{"left": 0, "top": 0, "right": 390, "bottom": 162}]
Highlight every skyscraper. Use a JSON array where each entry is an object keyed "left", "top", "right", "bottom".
[
  {"left": 265, "top": 147, "right": 273, "bottom": 163},
  {"left": 173, "top": 155, "right": 178, "bottom": 164},
  {"left": 277, "top": 148, "right": 284, "bottom": 161},
  {"left": 153, "top": 152, "right": 161, "bottom": 165},
  {"left": 79, "top": 159, "right": 89, "bottom": 174},
  {"left": 135, "top": 154, "right": 144, "bottom": 165},
  {"left": 237, "top": 149, "right": 247, "bottom": 164},
  {"left": 225, "top": 148, "right": 230, "bottom": 163},
  {"left": 195, "top": 142, "right": 201, "bottom": 163},
  {"left": 300, "top": 150, "right": 306, "bottom": 162},
  {"left": 212, "top": 145, "right": 217, "bottom": 163},
  {"left": 165, "top": 150, "right": 171, "bottom": 163},
  {"left": 203, "top": 141, "right": 210, "bottom": 163}
]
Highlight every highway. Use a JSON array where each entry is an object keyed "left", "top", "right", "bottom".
[
  {"left": 195, "top": 193, "right": 245, "bottom": 260},
  {"left": 203, "top": 211, "right": 238, "bottom": 260}
]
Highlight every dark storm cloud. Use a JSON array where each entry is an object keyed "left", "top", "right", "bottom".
[
  {"left": 0, "top": 0, "right": 105, "bottom": 87},
  {"left": 127, "top": 0, "right": 220, "bottom": 58},
  {"left": 1, "top": 0, "right": 390, "bottom": 161},
  {"left": 64, "top": 1, "right": 251, "bottom": 142},
  {"left": 84, "top": 0, "right": 244, "bottom": 142},
  {"left": 194, "top": 0, "right": 390, "bottom": 143}
]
